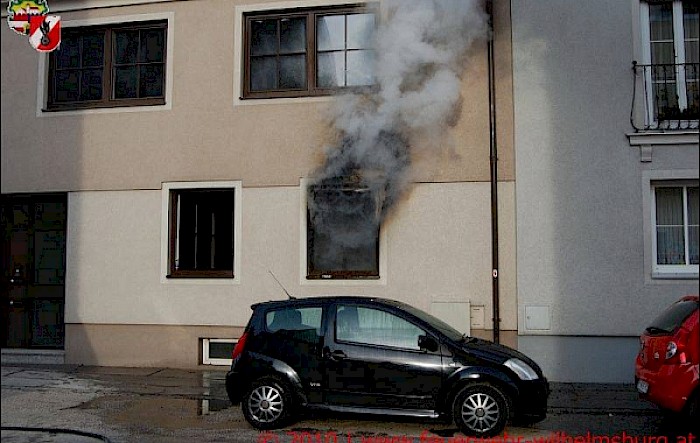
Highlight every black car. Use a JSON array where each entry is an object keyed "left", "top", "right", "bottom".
[{"left": 226, "top": 296, "right": 548, "bottom": 437}]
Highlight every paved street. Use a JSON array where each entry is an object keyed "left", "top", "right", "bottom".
[{"left": 1, "top": 364, "right": 695, "bottom": 443}]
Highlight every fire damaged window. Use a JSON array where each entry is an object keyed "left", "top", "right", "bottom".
[
  {"left": 46, "top": 20, "right": 167, "bottom": 111},
  {"left": 307, "top": 181, "right": 380, "bottom": 279},
  {"left": 168, "top": 189, "right": 235, "bottom": 278},
  {"left": 243, "top": 6, "right": 376, "bottom": 99}
]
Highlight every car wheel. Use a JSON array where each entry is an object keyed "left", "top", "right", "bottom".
[
  {"left": 242, "top": 376, "right": 294, "bottom": 430},
  {"left": 452, "top": 382, "right": 510, "bottom": 437}
]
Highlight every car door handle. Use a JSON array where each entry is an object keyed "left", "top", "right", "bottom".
[{"left": 325, "top": 350, "right": 347, "bottom": 361}]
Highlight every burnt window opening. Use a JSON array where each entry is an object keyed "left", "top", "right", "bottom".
[
  {"left": 243, "top": 5, "right": 376, "bottom": 99},
  {"left": 168, "top": 189, "right": 235, "bottom": 278},
  {"left": 307, "top": 181, "right": 380, "bottom": 280}
]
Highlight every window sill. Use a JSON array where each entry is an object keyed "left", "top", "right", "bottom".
[
  {"left": 627, "top": 130, "right": 699, "bottom": 147},
  {"left": 651, "top": 272, "right": 699, "bottom": 280},
  {"left": 38, "top": 102, "right": 171, "bottom": 117}
]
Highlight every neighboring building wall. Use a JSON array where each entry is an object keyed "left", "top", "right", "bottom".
[
  {"left": 512, "top": 0, "right": 699, "bottom": 382},
  {"left": 2, "top": 0, "right": 516, "bottom": 367}
]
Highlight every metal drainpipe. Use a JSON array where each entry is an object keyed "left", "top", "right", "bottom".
[{"left": 487, "top": 0, "right": 501, "bottom": 344}]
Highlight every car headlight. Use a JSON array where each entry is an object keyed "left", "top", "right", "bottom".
[{"left": 504, "top": 358, "right": 539, "bottom": 380}]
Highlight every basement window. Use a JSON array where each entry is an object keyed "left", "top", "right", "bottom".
[
  {"left": 306, "top": 179, "right": 380, "bottom": 279},
  {"left": 202, "top": 338, "right": 237, "bottom": 366}
]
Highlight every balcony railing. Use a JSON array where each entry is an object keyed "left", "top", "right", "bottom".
[{"left": 631, "top": 62, "right": 699, "bottom": 131}]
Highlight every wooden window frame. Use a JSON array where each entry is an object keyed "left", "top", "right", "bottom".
[
  {"left": 168, "top": 188, "right": 235, "bottom": 279},
  {"left": 242, "top": 4, "right": 376, "bottom": 99},
  {"left": 46, "top": 20, "right": 167, "bottom": 111}
]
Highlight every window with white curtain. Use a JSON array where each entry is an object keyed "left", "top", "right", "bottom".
[
  {"left": 652, "top": 182, "right": 699, "bottom": 274},
  {"left": 641, "top": 1, "right": 699, "bottom": 123}
]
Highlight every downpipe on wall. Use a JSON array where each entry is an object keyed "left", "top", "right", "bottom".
[{"left": 487, "top": 0, "right": 501, "bottom": 344}]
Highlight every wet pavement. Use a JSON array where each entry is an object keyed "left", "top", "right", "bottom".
[{"left": 1, "top": 364, "right": 696, "bottom": 442}]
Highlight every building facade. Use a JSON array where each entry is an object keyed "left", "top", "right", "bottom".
[
  {"left": 512, "top": 0, "right": 699, "bottom": 382},
  {"left": 1, "top": 0, "right": 517, "bottom": 368}
]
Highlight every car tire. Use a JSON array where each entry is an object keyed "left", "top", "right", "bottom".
[
  {"left": 242, "top": 376, "right": 295, "bottom": 430},
  {"left": 452, "top": 382, "right": 510, "bottom": 437}
]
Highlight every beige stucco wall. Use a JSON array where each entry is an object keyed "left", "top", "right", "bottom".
[
  {"left": 1, "top": 0, "right": 514, "bottom": 193},
  {"left": 64, "top": 182, "right": 515, "bottom": 367},
  {"left": 3, "top": 0, "right": 517, "bottom": 366},
  {"left": 66, "top": 183, "right": 516, "bottom": 328}
]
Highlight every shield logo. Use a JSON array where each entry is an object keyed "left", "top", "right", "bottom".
[
  {"left": 6, "top": 0, "right": 49, "bottom": 35},
  {"left": 28, "top": 15, "right": 60, "bottom": 52}
]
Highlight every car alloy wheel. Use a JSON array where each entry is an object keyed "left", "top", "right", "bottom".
[
  {"left": 453, "top": 383, "right": 509, "bottom": 437},
  {"left": 242, "top": 377, "right": 293, "bottom": 429}
]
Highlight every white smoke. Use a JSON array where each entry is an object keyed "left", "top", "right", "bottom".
[{"left": 309, "top": 0, "right": 488, "bottom": 265}]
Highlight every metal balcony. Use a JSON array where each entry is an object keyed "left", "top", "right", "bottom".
[{"left": 631, "top": 62, "right": 699, "bottom": 131}]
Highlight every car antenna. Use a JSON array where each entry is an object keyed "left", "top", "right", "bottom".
[{"left": 268, "top": 270, "right": 296, "bottom": 300}]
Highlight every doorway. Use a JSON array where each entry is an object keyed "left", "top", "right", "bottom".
[{"left": 1, "top": 193, "right": 67, "bottom": 349}]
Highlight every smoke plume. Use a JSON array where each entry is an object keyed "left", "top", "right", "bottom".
[{"left": 308, "top": 0, "right": 488, "bottom": 273}]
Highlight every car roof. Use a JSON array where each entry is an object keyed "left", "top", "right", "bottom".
[{"left": 250, "top": 295, "right": 407, "bottom": 310}]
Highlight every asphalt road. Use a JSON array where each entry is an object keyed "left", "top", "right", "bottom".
[{"left": 1, "top": 365, "right": 695, "bottom": 443}]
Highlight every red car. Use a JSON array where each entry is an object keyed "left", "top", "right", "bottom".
[{"left": 635, "top": 295, "right": 699, "bottom": 420}]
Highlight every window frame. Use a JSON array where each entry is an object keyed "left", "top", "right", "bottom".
[
  {"left": 161, "top": 181, "right": 242, "bottom": 284},
  {"left": 651, "top": 181, "right": 699, "bottom": 276},
  {"left": 46, "top": 19, "right": 168, "bottom": 111},
  {"left": 640, "top": 0, "right": 699, "bottom": 126},
  {"left": 305, "top": 181, "right": 380, "bottom": 280},
  {"left": 241, "top": 4, "right": 376, "bottom": 100},
  {"left": 202, "top": 338, "right": 237, "bottom": 366}
]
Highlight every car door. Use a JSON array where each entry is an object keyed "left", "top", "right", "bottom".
[
  {"left": 323, "top": 302, "right": 444, "bottom": 410},
  {"left": 257, "top": 303, "right": 326, "bottom": 403}
]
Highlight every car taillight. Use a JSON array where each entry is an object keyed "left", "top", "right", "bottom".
[{"left": 232, "top": 332, "right": 249, "bottom": 360}]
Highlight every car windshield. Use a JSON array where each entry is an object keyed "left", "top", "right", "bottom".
[
  {"left": 395, "top": 303, "right": 464, "bottom": 342},
  {"left": 646, "top": 299, "right": 699, "bottom": 335}
]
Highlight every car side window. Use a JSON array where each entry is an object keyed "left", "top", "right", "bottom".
[
  {"left": 335, "top": 305, "right": 425, "bottom": 350},
  {"left": 265, "top": 306, "right": 323, "bottom": 344}
]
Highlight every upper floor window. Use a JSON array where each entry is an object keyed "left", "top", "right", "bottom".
[
  {"left": 243, "top": 6, "right": 376, "bottom": 99},
  {"left": 639, "top": 1, "right": 698, "bottom": 127},
  {"left": 47, "top": 20, "right": 167, "bottom": 111},
  {"left": 652, "top": 182, "right": 699, "bottom": 275}
]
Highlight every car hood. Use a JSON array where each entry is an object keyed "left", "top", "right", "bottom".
[{"left": 454, "top": 337, "right": 545, "bottom": 377}]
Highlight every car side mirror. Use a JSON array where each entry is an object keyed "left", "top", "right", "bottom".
[{"left": 418, "top": 335, "right": 438, "bottom": 352}]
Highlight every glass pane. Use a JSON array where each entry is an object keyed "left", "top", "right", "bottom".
[
  {"left": 347, "top": 13, "right": 375, "bottom": 50},
  {"left": 251, "top": 19, "right": 277, "bottom": 56},
  {"left": 139, "top": 64, "right": 164, "bottom": 97},
  {"left": 280, "top": 17, "right": 305, "bottom": 54},
  {"left": 250, "top": 56, "right": 277, "bottom": 91},
  {"left": 317, "top": 51, "right": 345, "bottom": 87},
  {"left": 114, "top": 66, "right": 138, "bottom": 98},
  {"left": 279, "top": 54, "right": 306, "bottom": 89},
  {"left": 656, "top": 187, "right": 685, "bottom": 265},
  {"left": 650, "top": 3, "right": 674, "bottom": 41},
  {"left": 208, "top": 341, "right": 235, "bottom": 359},
  {"left": 139, "top": 29, "right": 164, "bottom": 63},
  {"left": 54, "top": 70, "right": 80, "bottom": 102},
  {"left": 685, "top": 41, "right": 699, "bottom": 65},
  {"left": 336, "top": 306, "right": 423, "bottom": 350},
  {"left": 651, "top": 42, "right": 676, "bottom": 67},
  {"left": 54, "top": 35, "right": 79, "bottom": 68},
  {"left": 689, "top": 187, "right": 699, "bottom": 225},
  {"left": 347, "top": 49, "right": 374, "bottom": 86},
  {"left": 317, "top": 15, "right": 345, "bottom": 51},
  {"left": 114, "top": 30, "right": 139, "bottom": 64},
  {"left": 654, "top": 82, "right": 679, "bottom": 118},
  {"left": 80, "top": 69, "right": 103, "bottom": 100},
  {"left": 684, "top": 2, "right": 699, "bottom": 39},
  {"left": 81, "top": 32, "right": 105, "bottom": 68},
  {"left": 34, "top": 231, "right": 65, "bottom": 284}
]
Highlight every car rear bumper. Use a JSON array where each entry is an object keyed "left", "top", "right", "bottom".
[
  {"left": 635, "top": 363, "right": 697, "bottom": 413},
  {"left": 225, "top": 369, "right": 246, "bottom": 405}
]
